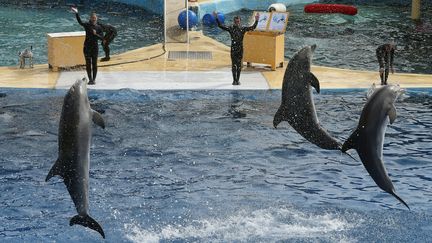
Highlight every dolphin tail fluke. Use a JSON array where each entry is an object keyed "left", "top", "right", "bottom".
[
  {"left": 45, "top": 159, "right": 63, "bottom": 182},
  {"left": 389, "top": 190, "right": 410, "bottom": 210},
  {"left": 342, "top": 151, "right": 359, "bottom": 163},
  {"left": 70, "top": 214, "right": 105, "bottom": 238},
  {"left": 342, "top": 129, "right": 360, "bottom": 153},
  {"left": 341, "top": 135, "right": 360, "bottom": 162}
]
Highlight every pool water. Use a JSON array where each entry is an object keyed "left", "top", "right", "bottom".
[
  {"left": 0, "top": 1, "right": 163, "bottom": 67},
  {"left": 204, "top": 3, "right": 432, "bottom": 74},
  {"left": 0, "top": 88, "right": 431, "bottom": 242}
]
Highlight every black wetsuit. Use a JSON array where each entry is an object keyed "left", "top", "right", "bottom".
[
  {"left": 99, "top": 23, "right": 117, "bottom": 60},
  {"left": 216, "top": 18, "right": 258, "bottom": 85},
  {"left": 75, "top": 13, "right": 103, "bottom": 84},
  {"left": 376, "top": 44, "right": 395, "bottom": 85}
]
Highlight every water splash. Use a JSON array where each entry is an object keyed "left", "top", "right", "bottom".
[{"left": 124, "top": 207, "right": 356, "bottom": 242}]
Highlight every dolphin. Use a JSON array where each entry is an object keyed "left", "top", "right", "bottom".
[
  {"left": 342, "top": 85, "right": 409, "bottom": 209},
  {"left": 46, "top": 78, "right": 106, "bottom": 238},
  {"left": 273, "top": 45, "right": 341, "bottom": 150}
]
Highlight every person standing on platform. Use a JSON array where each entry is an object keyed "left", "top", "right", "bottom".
[
  {"left": 71, "top": 7, "right": 103, "bottom": 85},
  {"left": 99, "top": 23, "right": 117, "bottom": 62},
  {"left": 214, "top": 11, "right": 260, "bottom": 85},
  {"left": 376, "top": 40, "right": 396, "bottom": 85}
]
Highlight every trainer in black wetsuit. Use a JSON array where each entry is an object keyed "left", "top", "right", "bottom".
[
  {"left": 215, "top": 12, "right": 259, "bottom": 85},
  {"left": 99, "top": 23, "right": 117, "bottom": 62},
  {"left": 72, "top": 7, "right": 103, "bottom": 85},
  {"left": 376, "top": 42, "right": 396, "bottom": 85}
]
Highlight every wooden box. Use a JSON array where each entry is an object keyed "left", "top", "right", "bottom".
[
  {"left": 243, "top": 31, "right": 285, "bottom": 70},
  {"left": 47, "top": 31, "right": 86, "bottom": 71},
  {"left": 243, "top": 11, "right": 288, "bottom": 70}
]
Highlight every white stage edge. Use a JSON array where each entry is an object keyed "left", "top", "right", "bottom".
[{"left": 55, "top": 69, "right": 269, "bottom": 90}]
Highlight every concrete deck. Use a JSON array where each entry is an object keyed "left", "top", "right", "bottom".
[{"left": 0, "top": 31, "right": 431, "bottom": 90}]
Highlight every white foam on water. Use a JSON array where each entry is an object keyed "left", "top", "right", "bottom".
[
  {"left": 0, "top": 112, "right": 13, "bottom": 122},
  {"left": 124, "top": 207, "right": 357, "bottom": 242}
]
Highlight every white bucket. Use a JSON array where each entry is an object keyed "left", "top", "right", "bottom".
[{"left": 268, "top": 3, "right": 287, "bottom": 12}]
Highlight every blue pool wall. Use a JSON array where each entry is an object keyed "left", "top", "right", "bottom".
[
  {"left": 107, "top": 0, "right": 163, "bottom": 14},
  {"left": 195, "top": 0, "right": 316, "bottom": 17},
  {"left": 107, "top": 0, "right": 317, "bottom": 15},
  {"left": 106, "top": 0, "right": 415, "bottom": 15}
]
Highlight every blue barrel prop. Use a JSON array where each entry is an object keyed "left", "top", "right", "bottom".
[
  {"left": 202, "top": 13, "right": 225, "bottom": 26},
  {"left": 202, "top": 13, "right": 215, "bottom": 26},
  {"left": 178, "top": 10, "right": 198, "bottom": 29},
  {"left": 216, "top": 13, "right": 225, "bottom": 25}
]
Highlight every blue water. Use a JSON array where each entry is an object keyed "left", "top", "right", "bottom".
[
  {"left": 0, "top": 2, "right": 163, "bottom": 67},
  {"left": 0, "top": 88, "right": 431, "bottom": 242}
]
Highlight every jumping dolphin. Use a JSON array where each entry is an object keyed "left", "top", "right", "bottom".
[
  {"left": 342, "top": 85, "right": 409, "bottom": 209},
  {"left": 273, "top": 45, "right": 341, "bottom": 150},
  {"left": 46, "top": 78, "right": 106, "bottom": 238}
]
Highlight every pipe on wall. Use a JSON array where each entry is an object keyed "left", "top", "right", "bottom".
[{"left": 411, "top": 0, "right": 421, "bottom": 20}]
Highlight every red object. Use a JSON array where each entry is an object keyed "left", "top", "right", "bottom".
[{"left": 304, "top": 3, "right": 358, "bottom": 16}]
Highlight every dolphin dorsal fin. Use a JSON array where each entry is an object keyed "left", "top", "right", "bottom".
[
  {"left": 388, "top": 104, "right": 397, "bottom": 124},
  {"left": 92, "top": 110, "right": 105, "bottom": 129},
  {"left": 342, "top": 129, "right": 360, "bottom": 152},
  {"left": 45, "top": 159, "right": 64, "bottom": 181},
  {"left": 307, "top": 72, "right": 320, "bottom": 93}
]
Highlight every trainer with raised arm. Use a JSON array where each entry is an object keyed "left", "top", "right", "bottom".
[
  {"left": 71, "top": 7, "right": 103, "bottom": 85},
  {"left": 214, "top": 11, "right": 259, "bottom": 85}
]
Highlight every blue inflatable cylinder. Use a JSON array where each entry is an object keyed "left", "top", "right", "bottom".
[
  {"left": 202, "top": 13, "right": 215, "bottom": 26},
  {"left": 178, "top": 10, "right": 198, "bottom": 29},
  {"left": 202, "top": 13, "right": 225, "bottom": 26},
  {"left": 216, "top": 13, "right": 225, "bottom": 25}
]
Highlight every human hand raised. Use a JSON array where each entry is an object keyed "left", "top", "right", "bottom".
[{"left": 71, "top": 7, "right": 78, "bottom": 14}]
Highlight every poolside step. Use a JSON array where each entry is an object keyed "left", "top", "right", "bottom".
[{"left": 168, "top": 51, "right": 212, "bottom": 60}]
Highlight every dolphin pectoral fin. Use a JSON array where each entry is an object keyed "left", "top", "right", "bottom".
[
  {"left": 389, "top": 190, "right": 410, "bottom": 210},
  {"left": 342, "top": 130, "right": 360, "bottom": 152},
  {"left": 307, "top": 72, "right": 320, "bottom": 94},
  {"left": 45, "top": 159, "right": 63, "bottom": 181},
  {"left": 92, "top": 110, "right": 105, "bottom": 129},
  {"left": 388, "top": 105, "right": 397, "bottom": 124},
  {"left": 70, "top": 214, "right": 105, "bottom": 238},
  {"left": 273, "top": 106, "right": 287, "bottom": 128}
]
